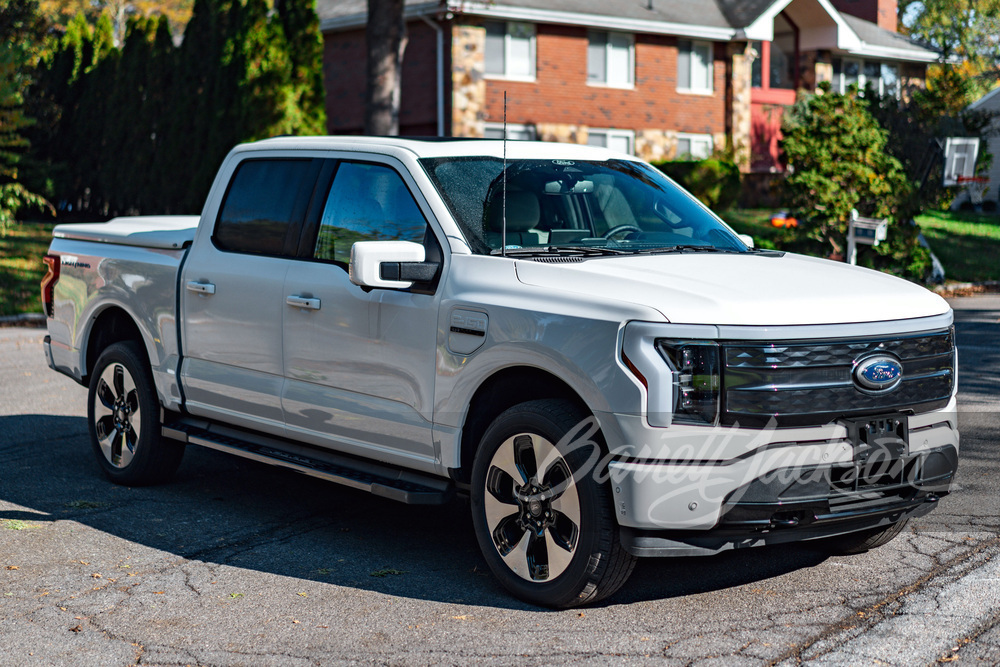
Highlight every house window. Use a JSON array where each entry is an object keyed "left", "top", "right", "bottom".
[
  {"left": 588, "top": 31, "right": 634, "bottom": 87},
  {"left": 676, "top": 133, "right": 714, "bottom": 159},
  {"left": 483, "top": 123, "right": 536, "bottom": 140},
  {"left": 485, "top": 21, "right": 536, "bottom": 80},
  {"left": 677, "top": 40, "right": 713, "bottom": 94},
  {"left": 832, "top": 59, "right": 901, "bottom": 97},
  {"left": 587, "top": 128, "right": 635, "bottom": 154}
]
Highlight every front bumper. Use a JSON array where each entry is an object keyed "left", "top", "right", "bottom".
[{"left": 603, "top": 401, "right": 959, "bottom": 554}]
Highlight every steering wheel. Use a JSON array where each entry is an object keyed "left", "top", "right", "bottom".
[{"left": 602, "top": 224, "right": 643, "bottom": 240}]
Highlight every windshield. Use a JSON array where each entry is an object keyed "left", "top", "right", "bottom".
[{"left": 419, "top": 157, "right": 747, "bottom": 256}]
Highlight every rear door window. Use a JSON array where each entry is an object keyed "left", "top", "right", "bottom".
[{"left": 215, "top": 159, "right": 317, "bottom": 256}]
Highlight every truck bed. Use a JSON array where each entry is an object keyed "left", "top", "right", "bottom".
[{"left": 53, "top": 215, "right": 200, "bottom": 250}]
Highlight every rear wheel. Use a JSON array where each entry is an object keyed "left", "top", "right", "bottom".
[
  {"left": 87, "top": 341, "right": 184, "bottom": 485},
  {"left": 470, "top": 399, "right": 636, "bottom": 608}
]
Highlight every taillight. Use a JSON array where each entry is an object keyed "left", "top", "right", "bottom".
[{"left": 41, "top": 254, "right": 60, "bottom": 318}]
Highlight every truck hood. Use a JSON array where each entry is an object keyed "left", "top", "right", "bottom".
[{"left": 513, "top": 252, "right": 950, "bottom": 326}]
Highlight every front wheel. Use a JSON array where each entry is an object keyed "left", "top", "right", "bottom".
[
  {"left": 87, "top": 341, "right": 184, "bottom": 485},
  {"left": 821, "top": 519, "right": 910, "bottom": 555},
  {"left": 470, "top": 399, "right": 636, "bottom": 608}
]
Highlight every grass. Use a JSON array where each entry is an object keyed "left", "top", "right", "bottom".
[
  {"left": 914, "top": 210, "right": 1000, "bottom": 282},
  {"left": 0, "top": 221, "right": 56, "bottom": 317},
  {"left": 725, "top": 208, "right": 1000, "bottom": 283}
]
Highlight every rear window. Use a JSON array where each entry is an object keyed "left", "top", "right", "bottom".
[{"left": 215, "top": 159, "right": 316, "bottom": 256}]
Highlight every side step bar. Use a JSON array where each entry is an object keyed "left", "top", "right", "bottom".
[{"left": 162, "top": 418, "right": 453, "bottom": 505}]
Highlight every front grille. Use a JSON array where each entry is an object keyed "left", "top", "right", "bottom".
[{"left": 720, "top": 329, "right": 954, "bottom": 427}]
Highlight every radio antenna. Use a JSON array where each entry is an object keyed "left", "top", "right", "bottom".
[{"left": 501, "top": 90, "right": 508, "bottom": 257}]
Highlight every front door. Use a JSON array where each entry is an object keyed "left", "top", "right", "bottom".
[{"left": 281, "top": 158, "right": 443, "bottom": 470}]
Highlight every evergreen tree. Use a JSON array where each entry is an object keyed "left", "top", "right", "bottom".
[
  {"left": 276, "top": 0, "right": 326, "bottom": 135},
  {"left": 0, "top": 0, "right": 51, "bottom": 229}
]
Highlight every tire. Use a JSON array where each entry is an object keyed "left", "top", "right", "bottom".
[
  {"left": 87, "top": 341, "right": 184, "bottom": 485},
  {"left": 470, "top": 399, "right": 637, "bottom": 608},
  {"left": 822, "top": 519, "right": 909, "bottom": 555}
]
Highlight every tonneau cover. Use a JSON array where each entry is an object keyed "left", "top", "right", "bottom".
[{"left": 53, "top": 215, "right": 200, "bottom": 249}]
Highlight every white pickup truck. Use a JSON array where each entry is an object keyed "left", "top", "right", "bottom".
[{"left": 42, "top": 137, "right": 959, "bottom": 607}]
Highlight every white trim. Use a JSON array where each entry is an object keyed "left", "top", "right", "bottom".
[
  {"left": 969, "top": 85, "right": 1000, "bottom": 111},
  {"left": 677, "top": 39, "right": 714, "bottom": 95},
  {"left": 320, "top": 2, "right": 440, "bottom": 32},
  {"left": 743, "top": 0, "right": 861, "bottom": 50},
  {"left": 445, "top": 2, "right": 735, "bottom": 40},
  {"left": 841, "top": 44, "right": 939, "bottom": 63},
  {"left": 587, "top": 30, "right": 635, "bottom": 88},
  {"left": 586, "top": 127, "right": 636, "bottom": 155},
  {"left": 483, "top": 122, "right": 537, "bottom": 140},
  {"left": 675, "top": 132, "right": 714, "bottom": 159}
]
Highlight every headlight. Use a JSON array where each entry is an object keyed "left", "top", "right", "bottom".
[{"left": 655, "top": 340, "right": 720, "bottom": 425}]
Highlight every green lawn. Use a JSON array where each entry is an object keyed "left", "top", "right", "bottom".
[
  {"left": 725, "top": 208, "right": 1000, "bottom": 283},
  {"left": 0, "top": 222, "right": 56, "bottom": 316},
  {"left": 914, "top": 210, "right": 1000, "bottom": 282}
]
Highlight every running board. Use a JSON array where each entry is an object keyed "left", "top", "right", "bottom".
[{"left": 162, "top": 418, "right": 453, "bottom": 505}]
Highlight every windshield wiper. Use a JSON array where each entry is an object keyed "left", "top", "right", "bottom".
[{"left": 490, "top": 245, "right": 630, "bottom": 257}]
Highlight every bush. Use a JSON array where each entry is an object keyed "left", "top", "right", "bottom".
[
  {"left": 779, "top": 85, "right": 931, "bottom": 281},
  {"left": 653, "top": 159, "right": 741, "bottom": 211}
]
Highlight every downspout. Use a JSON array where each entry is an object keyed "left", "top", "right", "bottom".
[{"left": 420, "top": 15, "right": 446, "bottom": 137}]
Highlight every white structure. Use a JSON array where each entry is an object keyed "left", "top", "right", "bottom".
[{"left": 956, "top": 87, "right": 1000, "bottom": 208}]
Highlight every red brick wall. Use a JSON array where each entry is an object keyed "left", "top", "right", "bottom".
[
  {"left": 482, "top": 25, "right": 727, "bottom": 137},
  {"left": 829, "top": 0, "right": 898, "bottom": 32},
  {"left": 323, "top": 22, "right": 440, "bottom": 135}
]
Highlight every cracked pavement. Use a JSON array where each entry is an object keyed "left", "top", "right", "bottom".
[{"left": 1, "top": 295, "right": 998, "bottom": 666}]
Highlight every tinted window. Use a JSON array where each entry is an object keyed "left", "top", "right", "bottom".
[
  {"left": 215, "top": 159, "right": 315, "bottom": 255},
  {"left": 314, "top": 162, "right": 427, "bottom": 265}
]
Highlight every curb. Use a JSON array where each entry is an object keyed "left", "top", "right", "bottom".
[
  {"left": 933, "top": 281, "right": 1000, "bottom": 298},
  {"left": 0, "top": 313, "right": 45, "bottom": 328}
]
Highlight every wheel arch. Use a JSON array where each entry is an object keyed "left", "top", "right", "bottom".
[
  {"left": 82, "top": 306, "right": 150, "bottom": 387},
  {"left": 455, "top": 366, "right": 593, "bottom": 485}
]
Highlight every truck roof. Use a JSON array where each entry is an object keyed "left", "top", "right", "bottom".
[{"left": 241, "top": 135, "right": 638, "bottom": 161}]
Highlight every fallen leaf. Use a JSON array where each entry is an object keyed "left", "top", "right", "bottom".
[
  {"left": 69, "top": 625, "right": 82, "bottom": 633},
  {"left": 292, "top": 620, "right": 300, "bottom": 624},
  {"left": 153, "top": 591, "right": 164, "bottom": 595},
  {"left": 5, "top": 566, "right": 17, "bottom": 571},
  {"left": 78, "top": 561, "right": 89, "bottom": 565},
  {"left": 297, "top": 592, "right": 308, "bottom": 597},
  {"left": 91, "top": 573, "right": 102, "bottom": 579}
]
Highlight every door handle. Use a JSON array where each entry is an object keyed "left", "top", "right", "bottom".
[
  {"left": 286, "top": 295, "right": 321, "bottom": 310},
  {"left": 186, "top": 280, "right": 216, "bottom": 295}
]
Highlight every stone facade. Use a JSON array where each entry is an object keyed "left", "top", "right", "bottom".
[
  {"left": 727, "top": 43, "right": 753, "bottom": 171},
  {"left": 451, "top": 23, "right": 486, "bottom": 139},
  {"left": 535, "top": 123, "right": 587, "bottom": 145}
]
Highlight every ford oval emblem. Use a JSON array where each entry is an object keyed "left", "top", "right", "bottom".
[{"left": 853, "top": 355, "right": 903, "bottom": 392}]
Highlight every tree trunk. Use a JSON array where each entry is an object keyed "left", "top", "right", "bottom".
[{"left": 364, "top": 0, "right": 407, "bottom": 135}]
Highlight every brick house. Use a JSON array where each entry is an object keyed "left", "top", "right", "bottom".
[{"left": 316, "top": 0, "right": 938, "bottom": 172}]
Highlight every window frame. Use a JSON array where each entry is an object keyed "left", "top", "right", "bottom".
[
  {"left": 305, "top": 158, "right": 432, "bottom": 270},
  {"left": 833, "top": 58, "right": 901, "bottom": 98},
  {"left": 483, "top": 122, "right": 537, "bottom": 141},
  {"left": 675, "top": 133, "right": 714, "bottom": 160},
  {"left": 586, "top": 128, "right": 636, "bottom": 155},
  {"left": 677, "top": 39, "right": 714, "bottom": 95},
  {"left": 484, "top": 21, "right": 537, "bottom": 81},
  {"left": 212, "top": 157, "right": 322, "bottom": 258},
  {"left": 587, "top": 30, "right": 635, "bottom": 88}
]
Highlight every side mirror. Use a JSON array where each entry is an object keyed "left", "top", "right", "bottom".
[
  {"left": 738, "top": 234, "right": 755, "bottom": 249},
  {"left": 350, "top": 241, "right": 435, "bottom": 289}
]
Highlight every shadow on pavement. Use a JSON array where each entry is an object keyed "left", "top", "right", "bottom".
[{"left": 0, "top": 413, "right": 836, "bottom": 609}]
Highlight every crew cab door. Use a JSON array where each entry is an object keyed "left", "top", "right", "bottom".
[
  {"left": 281, "top": 157, "right": 444, "bottom": 470},
  {"left": 180, "top": 158, "right": 322, "bottom": 436}
]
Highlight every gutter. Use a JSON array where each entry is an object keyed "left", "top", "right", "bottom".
[{"left": 420, "top": 15, "right": 446, "bottom": 137}]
